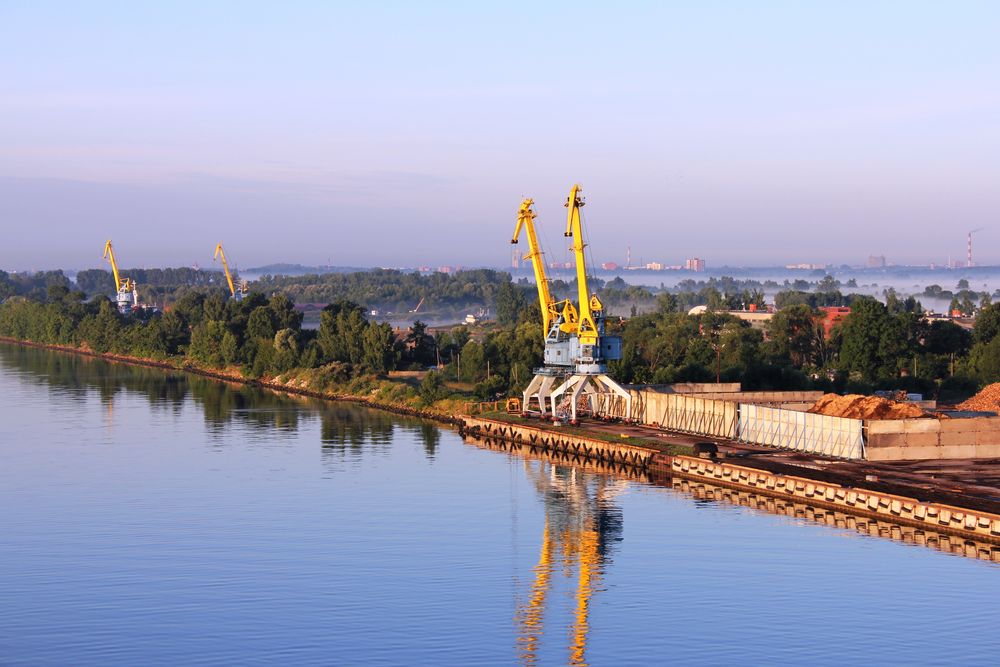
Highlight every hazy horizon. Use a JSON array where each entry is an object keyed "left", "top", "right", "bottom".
[{"left": 3, "top": 2, "right": 999, "bottom": 269}]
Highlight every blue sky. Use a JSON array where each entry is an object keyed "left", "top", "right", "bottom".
[{"left": 2, "top": 1, "right": 999, "bottom": 270}]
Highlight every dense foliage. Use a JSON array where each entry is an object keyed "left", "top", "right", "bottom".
[
  {"left": 3, "top": 269, "right": 999, "bottom": 405},
  {"left": 254, "top": 268, "right": 512, "bottom": 312}
]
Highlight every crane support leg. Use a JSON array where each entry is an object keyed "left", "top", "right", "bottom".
[
  {"left": 548, "top": 373, "right": 632, "bottom": 424},
  {"left": 523, "top": 373, "right": 561, "bottom": 417}
]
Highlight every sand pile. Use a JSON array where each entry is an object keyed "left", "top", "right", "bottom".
[
  {"left": 807, "top": 394, "right": 930, "bottom": 420},
  {"left": 956, "top": 383, "right": 1000, "bottom": 412}
]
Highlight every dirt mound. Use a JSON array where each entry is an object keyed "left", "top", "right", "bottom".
[
  {"left": 956, "top": 383, "right": 1000, "bottom": 412},
  {"left": 807, "top": 393, "right": 930, "bottom": 420}
]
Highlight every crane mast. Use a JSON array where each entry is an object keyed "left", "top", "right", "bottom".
[
  {"left": 213, "top": 243, "right": 246, "bottom": 300},
  {"left": 213, "top": 243, "right": 237, "bottom": 297},
  {"left": 564, "top": 184, "right": 601, "bottom": 347},
  {"left": 103, "top": 240, "right": 123, "bottom": 293},
  {"left": 511, "top": 199, "right": 578, "bottom": 338}
]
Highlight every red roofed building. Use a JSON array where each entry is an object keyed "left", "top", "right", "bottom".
[{"left": 818, "top": 306, "right": 851, "bottom": 339}]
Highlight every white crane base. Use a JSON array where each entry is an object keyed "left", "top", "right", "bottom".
[
  {"left": 547, "top": 373, "right": 632, "bottom": 425},
  {"left": 522, "top": 371, "right": 570, "bottom": 417}
]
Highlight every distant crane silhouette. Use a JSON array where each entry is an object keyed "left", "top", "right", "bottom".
[{"left": 968, "top": 228, "right": 984, "bottom": 267}]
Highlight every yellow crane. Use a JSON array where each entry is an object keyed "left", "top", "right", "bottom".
[
  {"left": 515, "top": 185, "right": 630, "bottom": 422},
  {"left": 511, "top": 198, "right": 578, "bottom": 337},
  {"left": 213, "top": 243, "right": 247, "bottom": 300},
  {"left": 102, "top": 240, "right": 136, "bottom": 313},
  {"left": 102, "top": 239, "right": 125, "bottom": 294},
  {"left": 563, "top": 184, "right": 603, "bottom": 347}
]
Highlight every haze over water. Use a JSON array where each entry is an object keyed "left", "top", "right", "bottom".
[{"left": 1, "top": 343, "right": 998, "bottom": 665}]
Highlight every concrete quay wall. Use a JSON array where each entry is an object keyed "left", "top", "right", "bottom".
[
  {"left": 866, "top": 417, "right": 1000, "bottom": 461},
  {"left": 461, "top": 416, "right": 1000, "bottom": 545},
  {"left": 598, "top": 385, "right": 1000, "bottom": 462},
  {"left": 460, "top": 417, "right": 656, "bottom": 470},
  {"left": 666, "top": 455, "right": 1000, "bottom": 545}
]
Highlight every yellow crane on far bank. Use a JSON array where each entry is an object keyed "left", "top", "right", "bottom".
[
  {"left": 213, "top": 243, "right": 247, "bottom": 300},
  {"left": 102, "top": 240, "right": 137, "bottom": 314}
]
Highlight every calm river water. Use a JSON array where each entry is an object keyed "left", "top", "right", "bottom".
[{"left": 1, "top": 343, "right": 998, "bottom": 666}]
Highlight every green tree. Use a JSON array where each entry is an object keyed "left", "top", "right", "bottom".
[
  {"left": 405, "top": 320, "right": 436, "bottom": 366},
  {"left": 975, "top": 304, "right": 1000, "bottom": 344},
  {"left": 419, "top": 371, "right": 446, "bottom": 404},
  {"left": 766, "top": 304, "right": 817, "bottom": 366},
  {"left": 221, "top": 330, "right": 239, "bottom": 365},
  {"left": 495, "top": 281, "right": 528, "bottom": 326},
  {"left": 272, "top": 328, "right": 299, "bottom": 372},
  {"left": 246, "top": 306, "right": 276, "bottom": 341},
  {"left": 361, "top": 322, "right": 397, "bottom": 373},
  {"left": 838, "top": 297, "right": 911, "bottom": 382}
]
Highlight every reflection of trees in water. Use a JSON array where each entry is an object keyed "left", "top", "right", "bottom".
[
  {"left": 1, "top": 344, "right": 188, "bottom": 411},
  {"left": 418, "top": 422, "right": 440, "bottom": 457},
  {"left": 516, "top": 461, "right": 626, "bottom": 666},
  {"left": 395, "top": 421, "right": 441, "bottom": 458},
  {"left": 2, "top": 344, "right": 450, "bottom": 460},
  {"left": 2, "top": 344, "right": 310, "bottom": 436},
  {"left": 320, "top": 405, "right": 395, "bottom": 454},
  {"left": 188, "top": 376, "right": 302, "bottom": 434}
]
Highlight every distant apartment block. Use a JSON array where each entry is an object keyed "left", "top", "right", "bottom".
[
  {"left": 786, "top": 263, "right": 829, "bottom": 270},
  {"left": 645, "top": 262, "right": 664, "bottom": 271},
  {"left": 601, "top": 262, "right": 619, "bottom": 271},
  {"left": 684, "top": 258, "right": 706, "bottom": 272},
  {"left": 867, "top": 255, "right": 886, "bottom": 268}
]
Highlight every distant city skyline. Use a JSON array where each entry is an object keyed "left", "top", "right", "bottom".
[{"left": 2, "top": 2, "right": 999, "bottom": 270}]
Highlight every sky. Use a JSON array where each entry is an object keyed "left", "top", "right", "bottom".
[{"left": 2, "top": 1, "right": 999, "bottom": 271}]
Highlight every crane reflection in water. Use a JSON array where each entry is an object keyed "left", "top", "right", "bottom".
[{"left": 515, "top": 460, "right": 626, "bottom": 666}]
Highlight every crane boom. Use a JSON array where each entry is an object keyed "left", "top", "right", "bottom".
[
  {"left": 564, "top": 184, "right": 600, "bottom": 346},
  {"left": 512, "top": 198, "right": 579, "bottom": 340},
  {"left": 512, "top": 198, "right": 559, "bottom": 335},
  {"left": 213, "top": 243, "right": 237, "bottom": 297},
  {"left": 102, "top": 240, "right": 123, "bottom": 292}
]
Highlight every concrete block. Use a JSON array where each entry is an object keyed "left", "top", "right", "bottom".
[
  {"left": 937, "top": 445, "right": 976, "bottom": 459},
  {"left": 882, "top": 446, "right": 942, "bottom": 461},
  {"left": 940, "top": 418, "right": 986, "bottom": 433},
  {"left": 902, "top": 419, "right": 941, "bottom": 434},
  {"left": 867, "top": 433, "right": 906, "bottom": 448},
  {"left": 972, "top": 444, "right": 1000, "bottom": 458},
  {"left": 903, "top": 433, "right": 940, "bottom": 447},
  {"left": 865, "top": 447, "right": 900, "bottom": 461},
  {"left": 866, "top": 420, "right": 908, "bottom": 434},
  {"left": 975, "top": 430, "right": 1000, "bottom": 446},
  {"left": 939, "top": 431, "right": 975, "bottom": 446}
]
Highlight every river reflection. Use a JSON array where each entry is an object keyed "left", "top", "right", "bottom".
[
  {"left": 3, "top": 342, "right": 1000, "bottom": 666},
  {"left": 515, "top": 460, "right": 625, "bottom": 666},
  {"left": 0, "top": 345, "right": 419, "bottom": 453},
  {"left": 670, "top": 477, "right": 1000, "bottom": 564}
]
